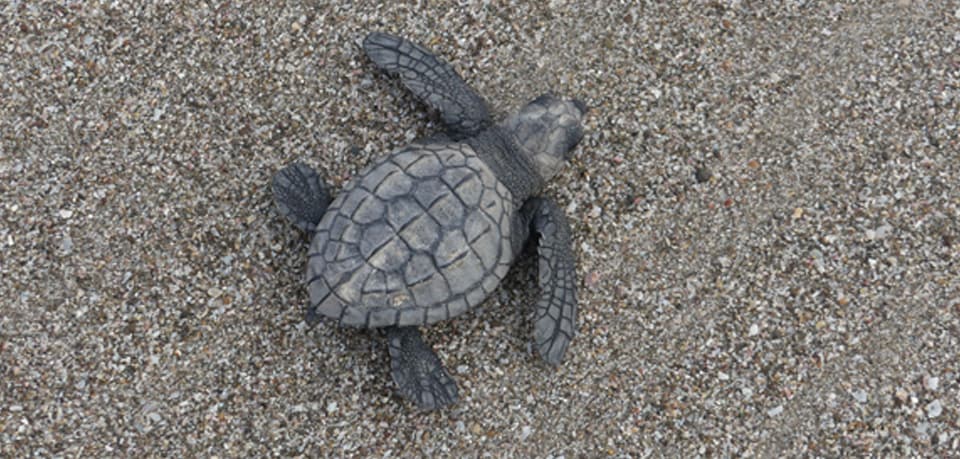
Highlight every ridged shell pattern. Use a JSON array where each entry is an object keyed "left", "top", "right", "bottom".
[{"left": 306, "top": 142, "right": 515, "bottom": 328}]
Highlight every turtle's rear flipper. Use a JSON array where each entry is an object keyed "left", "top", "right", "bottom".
[
  {"left": 523, "top": 198, "right": 578, "bottom": 366},
  {"left": 272, "top": 162, "right": 332, "bottom": 233},
  {"left": 363, "top": 32, "right": 491, "bottom": 139},
  {"left": 385, "top": 326, "right": 459, "bottom": 411}
]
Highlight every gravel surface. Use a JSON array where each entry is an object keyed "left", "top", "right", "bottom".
[{"left": 2, "top": 1, "right": 959, "bottom": 457}]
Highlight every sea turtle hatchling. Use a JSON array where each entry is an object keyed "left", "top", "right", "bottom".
[{"left": 273, "top": 32, "right": 586, "bottom": 410}]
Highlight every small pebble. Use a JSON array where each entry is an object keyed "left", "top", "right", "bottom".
[
  {"left": 585, "top": 271, "right": 601, "bottom": 289},
  {"left": 894, "top": 388, "right": 909, "bottom": 404},
  {"left": 290, "top": 404, "right": 307, "bottom": 414},
  {"left": 519, "top": 426, "right": 532, "bottom": 441},
  {"left": 852, "top": 389, "right": 867, "bottom": 404},
  {"left": 60, "top": 235, "right": 73, "bottom": 254},
  {"left": 695, "top": 166, "right": 712, "bottom": 183},
  {"left": 588, "top": 205, "right": 602, "bottom": 219}
]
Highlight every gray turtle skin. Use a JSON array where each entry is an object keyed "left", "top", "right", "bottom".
[{"left": 273, "top": 32, "right": 585, "bottom": 411}]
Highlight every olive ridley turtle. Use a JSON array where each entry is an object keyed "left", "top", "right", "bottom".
[{"left": 273, "top": 32, "right": 586, "bottom": 410}]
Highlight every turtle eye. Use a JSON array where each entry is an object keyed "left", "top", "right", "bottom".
[{"left": 563, "top": 126, "right": 584, "bottom": 159}]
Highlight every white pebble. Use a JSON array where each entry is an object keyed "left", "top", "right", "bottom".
[
  {"left": 926, "top": 399, "right": 942, "bottom": 418},
  {"left": 519, "top": 425, "right": 532, "bottom": 441},
  {"left": 290, "top": 404, "right": 307, "bottom": 414},
  {"left": 767, "top": 405, "right": 783, "bottom": 417},
  {"left": 851, "top": 389, "right": 867, "bottom": 404},
  {"left": 60, "top": 235, "right": 73, "bottom": 254}
]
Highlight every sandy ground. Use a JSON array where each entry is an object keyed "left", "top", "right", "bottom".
[{"left": 2, "top": 1, "right": 959, "bottom": 457}]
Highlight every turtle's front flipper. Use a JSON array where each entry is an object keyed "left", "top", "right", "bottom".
[
  {"left": 522, "top": 198, "right": 578, "bottom": 366},
  {"left": 363, "top": 32, "right": 491, "bottom": 138},
  {"left": 385, "top": 326, "right": 459, "bottom": 411},
  {"left": 272, "top": 162, "right": 332, "bottom": 233}
]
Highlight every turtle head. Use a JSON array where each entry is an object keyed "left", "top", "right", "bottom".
[{"left": 502, "top": 93, "right": 586, "bottom": 181}]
